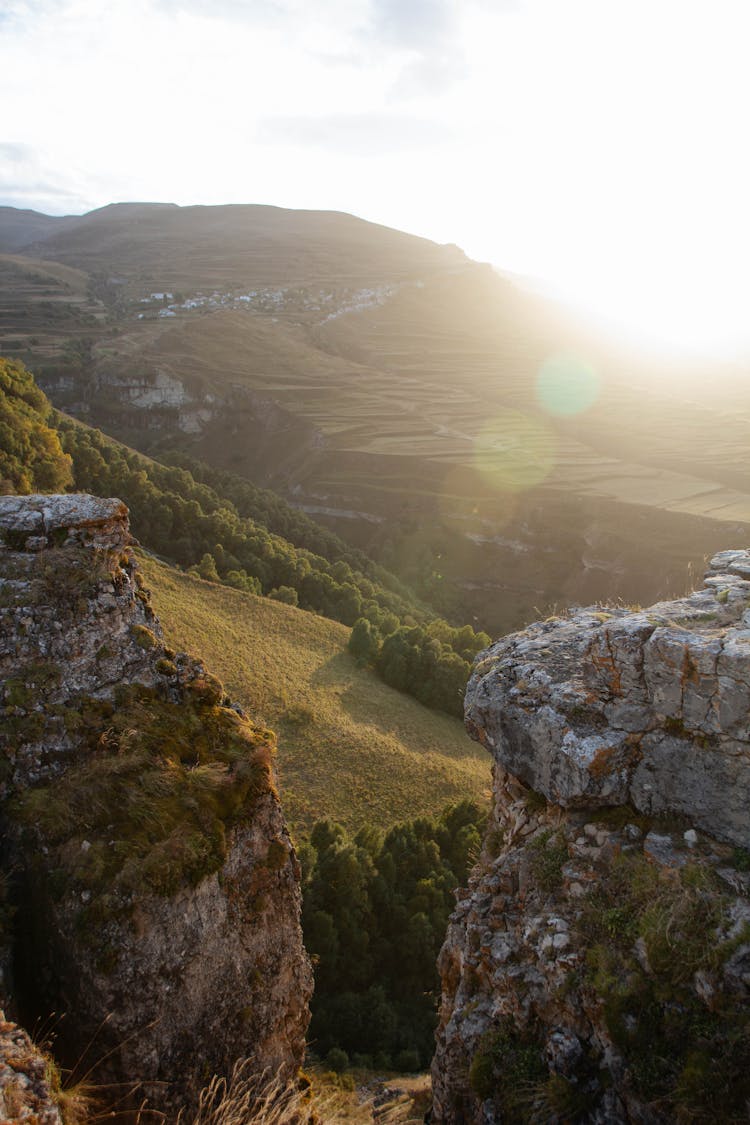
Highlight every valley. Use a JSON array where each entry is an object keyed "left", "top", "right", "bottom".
[
  {"left": 2, "top": 202, "right": 750, "bottom": 639},
  {"left": 1, "top": 204, "right": 750, "bottom": 643},
  {"left": 140, "top": 554, "right": 489, "bottom": 836},
  {"left": 3, "top": 200, "right": 750, "bottom": 1122}
]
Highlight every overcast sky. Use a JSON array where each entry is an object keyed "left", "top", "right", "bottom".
[{"left": 3, "top": 0, "right": 750, "bottom": 348}]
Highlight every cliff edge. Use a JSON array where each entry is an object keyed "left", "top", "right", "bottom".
[
  {"left": 0, "top": 494, "right": 312, "bottom": 1117},
  {"left": 432, "top": 552, "right": 750, "bottom": 1123}
]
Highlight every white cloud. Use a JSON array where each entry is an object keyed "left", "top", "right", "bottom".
[
  {"left": 256, "top": 112, "right": 455, "bottom": 155},
  {"left": 3, "top": 0, "right": 750, "bottom": 347},
  {"left": 0, "top": 142, "right": 95, "bottom": 213}
]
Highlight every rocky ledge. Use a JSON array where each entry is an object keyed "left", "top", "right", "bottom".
[
  {"left": 0, "top": 494, "right": 312, "bottom": 1118},
  {"left": 465, "top": 549, "right": 750, "bottom": 848},
  {"left": 432, "top": 552, "right": 750, "bottom": 1123}
]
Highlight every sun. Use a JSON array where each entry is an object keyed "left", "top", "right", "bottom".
[
  {"left": 452, "top": 0, "right": 750, "bottom": 359},
  {"left": 542, "top": 252, "right": 750, "bottom": 358}
]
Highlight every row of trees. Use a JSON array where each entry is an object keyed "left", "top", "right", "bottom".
[
  {"left": 57, "top": 419, "right": 421, "bottom": 629},
  {"left": 0, "top": 359, "right": 491, "bottom": 716},
  {"left": 166, "top": 454, "right": 404, "bottom": 590},
  {"left": 56, "top": 416, "right": 491, "bottom": 715},
  {"left": 350, "top": 619, "right": 490, "bottom": 717},
  {"left": 301, "top": 801, "right": 486, "bottom": 1070}
]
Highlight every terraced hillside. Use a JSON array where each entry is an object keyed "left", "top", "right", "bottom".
[
  {"left": 2, "top": 201, "right": 750, "bottom": 635},
  {"left": 0, "top": 253, "right": 104, "bottom": 362}
]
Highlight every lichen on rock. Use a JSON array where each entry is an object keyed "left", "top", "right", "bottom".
[
  {"left": 0, "top": 1011, "right": 63, "bottom": 1124},
  {"left": 433, "top": 552, "right": 750, "bottom": 1123},
  {"left": 0, "top": 494, "right": 312, "bottom": 1118},
  {"left": 465, "top": 551, "right": 750, "bottom": 848}
]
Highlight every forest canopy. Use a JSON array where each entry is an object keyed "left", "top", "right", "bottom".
[
  {"left": 0, "top": 360, "right": 491, "bottom": 715},
  {"left": 0, "top": 357, "right": 72, "bottom": 494}
]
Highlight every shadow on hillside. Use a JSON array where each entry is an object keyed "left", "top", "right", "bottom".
[{"left": 309, "top": 652, "right": 485, "bottom": 762}]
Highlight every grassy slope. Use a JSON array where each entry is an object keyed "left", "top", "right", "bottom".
[{"left": 140, "top": 555, "right": 490, "bottom": 837}]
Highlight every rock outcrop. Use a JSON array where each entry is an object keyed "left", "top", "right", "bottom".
[
  {"left": 432, "top": 552, "right": 750, "bottom": 1123},
  {"left": 0, "top": 494, "right": 312, "bottom": 1118},
  {"left": 0, "top": 1012, "right": 62, "bottom": 1124}
]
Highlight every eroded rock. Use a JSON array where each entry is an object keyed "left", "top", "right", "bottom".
[
  {"left": 465, "top": 552, "right": 750, "bottom": 847},
  {"left": 433, "top": 552, "right": 750, "bottom": 1123},
  {"left": 0, "top": 495, "right": 312, "bottom": 1117}
]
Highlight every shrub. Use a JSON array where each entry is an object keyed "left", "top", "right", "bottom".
[
  {"left": 269, "top": 586, "right": 298, "bottom": 606},
  {"left": 528, "top": 829, "right": 568, "bottom": 891},
  {"left": 130, "top": 624, "right": 158, "bottom": 650},
  {"left": 324, "top": 1048, "right": 349, "bottom": 1074}
]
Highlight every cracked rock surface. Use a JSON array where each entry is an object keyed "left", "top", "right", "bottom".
[
  {"left": 465, "top": 551, "right": 750, "bottom": 848},
  {"left": 0, "top": 495, "right": 312, "bottom": 1118},
  {"left": 433, "top": 553, "right": 750, "bottom": 1123}
]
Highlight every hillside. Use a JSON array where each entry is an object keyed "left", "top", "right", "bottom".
[
  {"left": 0, "top": 206, "right": 76, "bottom": 252},
  {"left": 140, "top": 555, "right": 489, "bottom": 835},
  {"left": 2, "top": 202, "right": 750, "bottom": 636},
  {"left": 0, "top": 201, "right": 466, "bottom": 293}
]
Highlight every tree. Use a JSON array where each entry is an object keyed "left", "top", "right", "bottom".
[
  {"left": 269, "top": 585, "right": 298, "bottom": 606},
  {"left": 195, "top": 553, "right": 220, "bottom": 582},
  {"left": 348, "top": 618, "right": 380, "bottom": 664},
  {"left": 0, "top": 358, "right": 72, "bottom": 493}
]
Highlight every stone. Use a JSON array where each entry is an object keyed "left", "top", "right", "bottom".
[
  {"left": 0, "top": 495, "right": 312, "bottom": 1118},
  {"left": 643, "top": 832, "right": 687, "bottom": 868},
  {"left": 432, "top": 551, "right": 750, "bottom": 1125},
  {"left": 545, "top": 1027, "right": 583, "bottom": 1075},
  {"left": 465, "top": 555, "right": 750, "bottom": 848},
  {"left": 0, "top": 1012, "right": 62, "bottom": 1124}
]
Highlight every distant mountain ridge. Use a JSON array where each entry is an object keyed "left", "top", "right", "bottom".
[
  {"left": 0, "top": 200, "right": 468, "bottom": 292},
  {"left": 2, "top": 200, "right": 750, "bottom": 641},
  {"left": 0, "top": 205, "right": 78, "bottom": 251}
]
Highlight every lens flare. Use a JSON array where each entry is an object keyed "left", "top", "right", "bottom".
[
  {"left": 474, "top": 410, "right": 556, "bottom": 493},
  {"left": 536, "top": 353, "right": 599, "bottom": 417}
]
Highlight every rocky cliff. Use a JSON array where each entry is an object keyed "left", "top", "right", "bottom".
[
  {"left": 432, "top": 552, "right": 750, "bottom": 1123},
  {"left": 0, "top": 494, "right": 312, "bottom": 1118}
]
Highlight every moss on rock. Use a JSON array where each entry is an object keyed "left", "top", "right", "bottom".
[{"left": 12, "top": 681, "right": 275, "bottom": 920}]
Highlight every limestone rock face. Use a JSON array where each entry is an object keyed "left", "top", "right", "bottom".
[
  {"left": 465, "top": 551, "right": 750, "bottom": 848},
  {"left": 0, "top": 493, "right": 160, "bottom": 790},
  {"left": 0, "top": 494, "right": 312, "bottom": 1117},
  {"left": 433, "top": 553, "right": 750, "bottom": 1124}
]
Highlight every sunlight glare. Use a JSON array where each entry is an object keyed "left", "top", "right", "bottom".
[
  {"left": 536, "top": 354, "right": 599, "bottom": 417},
  {"left": 474, "top": 411, "right": 556, "bottom": 494},
  {"left": 458, "top": 0, "right": 750, "bottom": 357}
]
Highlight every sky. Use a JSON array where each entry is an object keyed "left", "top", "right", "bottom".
[{"left": 3, "top": 0, "right": 750, "bottom": 351}]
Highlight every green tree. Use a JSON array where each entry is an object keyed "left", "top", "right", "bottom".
[
  {"left": 302, "top": 802, "right": 487, "bottom": 1066},
  {"left": 348, "top": 618, "right": 380, "bottom": 664},
  {"left": 269, "top": 585, "right": 299, "bottom": 606},
  {"left": 194, "top": 553, "right": 220, "bottom": 582},
  {"left": 0, "top": 357, "right": 72, "bottom": 493}
]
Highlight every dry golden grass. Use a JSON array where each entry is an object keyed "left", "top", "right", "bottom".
[
  {"left": 140, "top": 555, "right": 489, "bottom": 836},
  {"left": 178, "top": 1062, "right": 428, "bottom": 1125}
]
